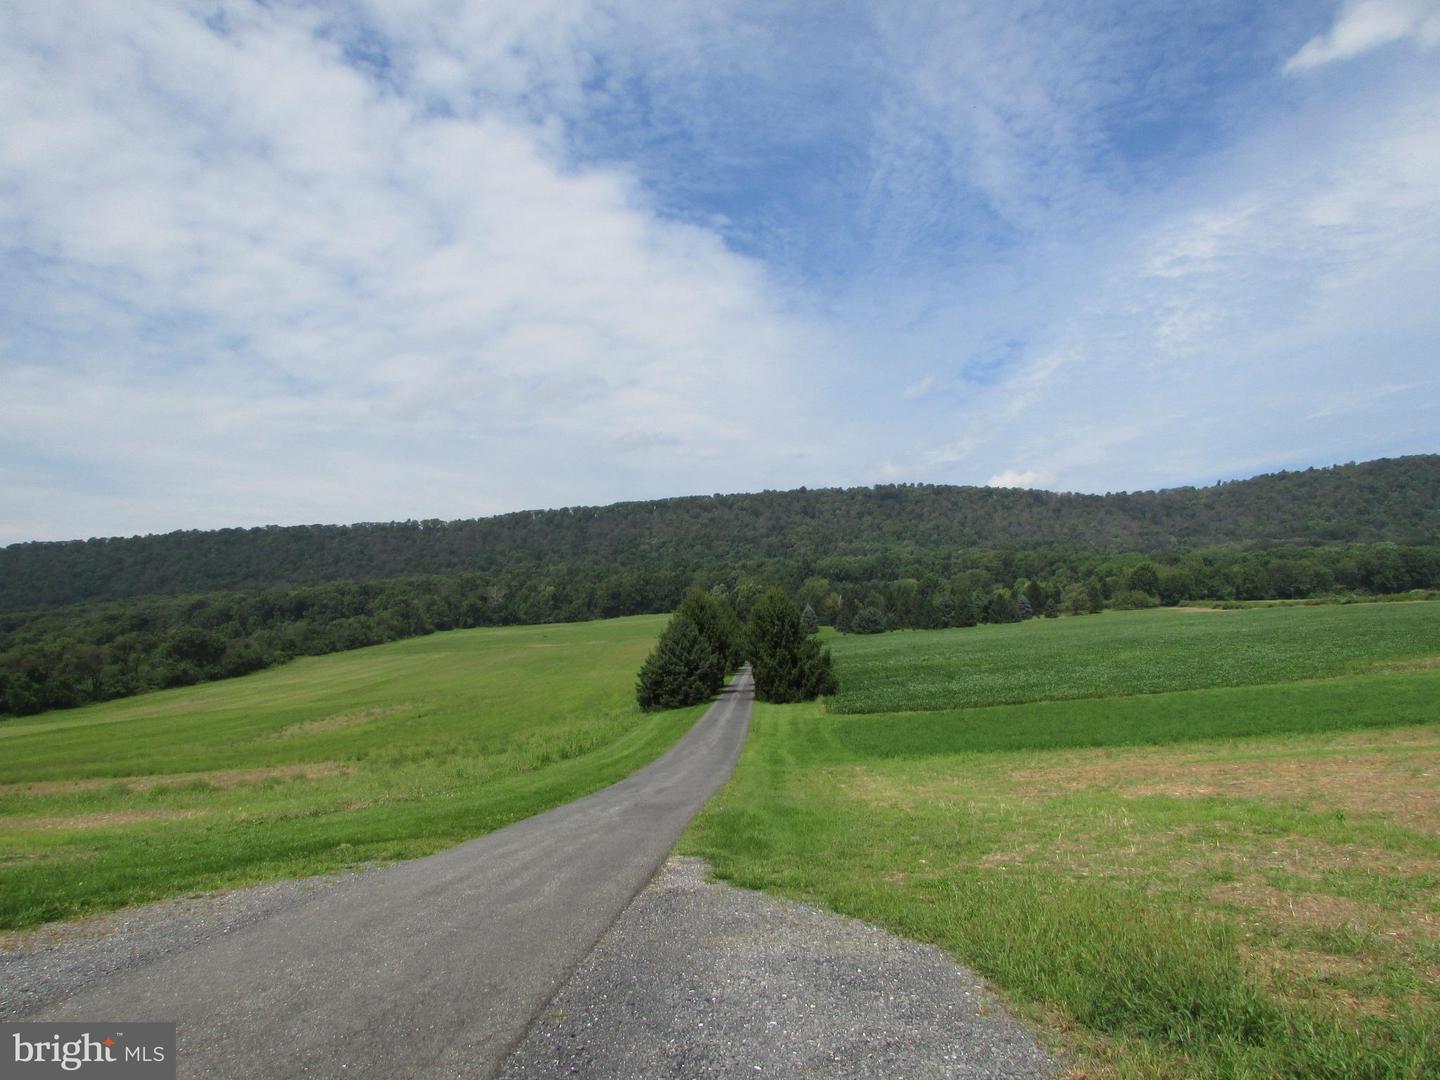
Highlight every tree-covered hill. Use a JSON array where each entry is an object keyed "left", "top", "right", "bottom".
[{"left": 4, "top": 455, "right": 1437, "bottom": 614}]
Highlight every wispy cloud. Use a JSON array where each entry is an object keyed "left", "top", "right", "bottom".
[
  {"left": 902, "top": 376, "right": 934, "bottom": 400},
  {"left": 1285, "top": 0, "right": 1440, "bottom": 72}
]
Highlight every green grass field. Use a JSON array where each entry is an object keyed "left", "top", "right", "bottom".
[
  {"left": 7, "top": 598, "right": 1439, "bottom": 1074},
  {"left": 685, "top": 604, "right": 1440, "bottom": 1078},
  {"left": 826, "top": 603, "right": 1440, "bottom": 713},
  {"left": 0, "top": 615, "right": 692, "bottom": 930}
]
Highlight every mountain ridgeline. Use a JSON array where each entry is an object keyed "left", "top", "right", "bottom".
[
  {"left": 4, "top": 456, "right": 1438, "bottom": 613},
  {"left": 2, "top": 455, "right": 1438, "bottom": 717}
]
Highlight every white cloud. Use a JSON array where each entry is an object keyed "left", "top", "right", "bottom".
[
  {"left": 0, "top": 1, "right": 848, "bottom": 543},
  {"left": 1285, "top": 0, "right": 1440, "bottom": 72},
  {"left": 987, "top": 468, "right": 1053, "bottom": 489}
]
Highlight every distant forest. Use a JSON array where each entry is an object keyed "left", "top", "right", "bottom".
[{"left": 2, "top": 455, "right": 1438, "bottom": 716}]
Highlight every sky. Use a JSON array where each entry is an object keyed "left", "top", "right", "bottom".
[{"left": 1, "top": 0, "right": 1437, "bottom": 545}]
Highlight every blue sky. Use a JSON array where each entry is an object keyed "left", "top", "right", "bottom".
[{"left": 1, "top": 0, "right": 1437, "bottom": 544}]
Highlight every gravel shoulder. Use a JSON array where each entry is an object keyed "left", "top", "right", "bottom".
[{"left": 500, "top": 857, "right": 1063, "bottom": 1080}]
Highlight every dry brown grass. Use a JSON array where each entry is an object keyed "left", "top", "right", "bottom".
[
  {"left": 1371, "top": 655, "right": 1440, "bottom": 674},
  {"left": 1011, "top": 735, "right": 1440, "bottom": 830},
  {"left": 846, "top": 731, "right": 1440, "bottom": 1031},
  {"left": 3, "top": 808, "right": 207, "bottom": 832},
  {"left": 0, "top": 762, "right": 347, "bottom": 798},
  {"left": 274, "top": 703, "right": 413, "bottom": 738}
]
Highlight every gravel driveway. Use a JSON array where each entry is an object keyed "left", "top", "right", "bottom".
[{"left": 500, "top": 857, "right": 1062, "bottom": 1079}]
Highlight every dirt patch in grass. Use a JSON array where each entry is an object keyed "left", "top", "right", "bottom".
[
  {"left": 274, "top": 704, "right": 414, "bottom": 738},
  {"left": 0, "top": 762, "right": 348, "bottom": 797}
]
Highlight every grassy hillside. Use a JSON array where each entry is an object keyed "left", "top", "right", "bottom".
[
  {"left": 685, "top": 604, "right": 1440, "bottom": 1078},
  {"left": 3, "top": 455, "right": 1436, "bottom": 612},
  {"left": 0, "top": 615, "right": 696, "bottom": 929}
]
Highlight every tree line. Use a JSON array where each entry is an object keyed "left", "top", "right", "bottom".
[
  {"left": 3, "top": 537, "right": 1437, "bottom": 716},
  {"left": 3, "top": 455, "right": 1436, "bottom": 613}
]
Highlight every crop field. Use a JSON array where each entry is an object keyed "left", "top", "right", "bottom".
[
  {"left": 825, "top": 602, "right": 1440, "bottom": 713},
  {"left": 686, "top": 603, "right": 1440, "bottom": 1078},
  {"left": 0, "top": 615, "right": 692, "bottom": 930}
]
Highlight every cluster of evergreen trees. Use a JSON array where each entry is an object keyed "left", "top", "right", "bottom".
[
  {"left": 636, "top": 588, "right": 834, "bottom": 709},
  {"left": 635, "top": 589, "right": 743, "bottom": 709}
]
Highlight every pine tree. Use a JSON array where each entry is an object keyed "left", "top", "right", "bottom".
[
  {"left": 800, "top": 603, "right": 819, "bottom": 634},
  {"left": 675, "top": 587, "right": 743, "bottom": 670},
  {"left": 746, "top": 588, "right": 837, "bottom": 702},
  {"left": 635, "top": 613, "right": 724, "bottom": 710}
]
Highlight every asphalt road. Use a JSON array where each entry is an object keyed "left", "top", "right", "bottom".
[{"left": 32, "top": 669, "right": 754, "bottom": 1079}]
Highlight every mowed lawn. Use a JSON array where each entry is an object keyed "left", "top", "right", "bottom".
[
  {"left": 0, "top": 615, "right": 695, "bottom": 930},
  {"left": 685, "top": 604, "right": 1440, "bottom": 1078}
]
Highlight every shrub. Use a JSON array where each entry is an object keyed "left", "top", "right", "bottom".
[
  {"left": 848, "top": 607, "right": 887, "bottom": 634},
  {"left": 1111, "top": 588, "right": 1160, "bottom": 610}
]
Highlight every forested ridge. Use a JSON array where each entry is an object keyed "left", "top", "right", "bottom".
[
  {"left": 2, "top": 455, "right": 1438, "bottom": 716},
  {"left": 4, "top": 455, "right": 1437, "bottom": 612}
]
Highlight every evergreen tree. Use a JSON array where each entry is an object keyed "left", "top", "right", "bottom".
[
  {"left": 675, "top": 587, "right": 743, "bottom": 670},
  {"left": 745, "top": 588, "right": 838, "bottom": 702},
  {"left": 800, "top": 603, "right": 819, "bottom": 634},
  {"left": 635, "top": 613, "right": 724, "bottom": 711}
]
